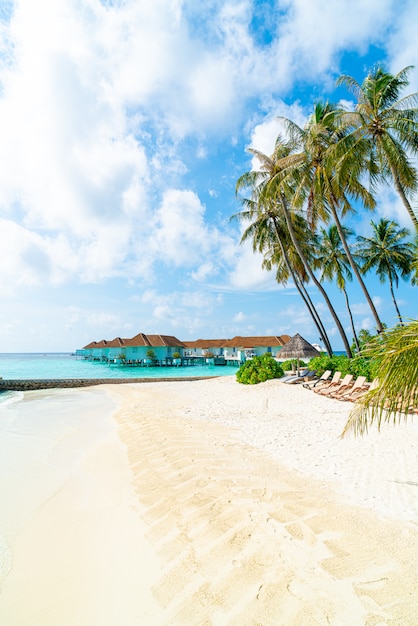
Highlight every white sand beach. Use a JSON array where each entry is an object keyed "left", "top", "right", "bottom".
[{"left": 0, "top": 376, "right": 417, "bottom": 625}]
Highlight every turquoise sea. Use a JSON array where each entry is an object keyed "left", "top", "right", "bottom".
[{"left": 0, "top": 352, "right": 237, "bottom": 383}]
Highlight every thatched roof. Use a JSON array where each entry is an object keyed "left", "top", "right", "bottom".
[{"left": 277, "top": 334, "right": 320, "bottom": 359}]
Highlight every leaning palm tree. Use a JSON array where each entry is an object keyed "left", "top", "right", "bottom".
[
  {"left": 315, "top": 224, "right": 361, "bottom": 352},
  {"left": 275, "top": 102, "right": 384, "bottom": 336},
  {"left": 355, "top": 218, "right": 414, "bottom": 325},
  {"left": 342, "top": 319, "right": 418, "bottom": 436},
  {"left": 260, "top": 214, "right": 334, "bottom": 354},
  {"left": 232, "top": 190, "right": 333, "bottom": 355},
  {"left": 235, "top": 139, "right": 352, "bottom": 355},
  {"left": 337, "top": 66, "right": 418, "bottom": 232}
]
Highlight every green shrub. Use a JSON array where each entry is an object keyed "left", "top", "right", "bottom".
[
  {"left": 308, "top": 354, "right": 376, "bottom": 381},
  {"left": 146, "top": 349, "right": 156, "bottom": 359},
  {"left": 236, "top": 354, "right": 284, "bottom": 385}
]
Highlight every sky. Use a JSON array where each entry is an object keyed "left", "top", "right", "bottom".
[{"left": 0, "top": 0, "right": 417, "bottom": 352}]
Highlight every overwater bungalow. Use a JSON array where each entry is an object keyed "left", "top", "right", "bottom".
[
  {"left": 77, "top": 332, "right": 291, "bottom": 368},
  {"left": 182, "top": 339, "right": 229, "bottom": 358},
  {"left": 223, "top": 335, "right": 291, "bottom": 362},
  {"left": 79, "top": 333, "right": 186, "bottom": 365}
]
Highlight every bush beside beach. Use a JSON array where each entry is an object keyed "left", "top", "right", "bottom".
[{"left": 236, "top": 353, "right": 284, "bottom": 384}]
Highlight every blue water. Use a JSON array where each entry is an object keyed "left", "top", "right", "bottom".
[{"left": 0, "top": 353, "right": 238, "bottom": 382}]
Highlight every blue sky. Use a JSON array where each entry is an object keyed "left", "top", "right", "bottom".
[{"left": 0, "top": 0, "right": 417, "bottom": 352}]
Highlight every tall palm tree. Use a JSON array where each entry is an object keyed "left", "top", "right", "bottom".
[
  {"left": 315, "top": 224, "right": 361, "bottom": 352},
  {"left": 355, "top": 218, "right": 414, "bottom": 325},
  {"left": 337, "top": 66, "right": 418, "bottom": 232},
  {"left": 260, "top": 214, "right": 333, "bottom": 354},
  {"left": 235, "top": 140, "right": 352, "bottom": 355},
  {"left": 343, "top": 319, "right": 418, "bottom": 436},
  {"left": 232, "top": 191, "right": 333, "bottom": 355},
  {"left": 276, "top": 102, "right": 384, "bottom": 335}
]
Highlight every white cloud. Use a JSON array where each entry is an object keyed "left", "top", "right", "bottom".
[
  {"left": 150, "top": 189, "right": 211, "bottom": 265},
  {"left": 228, "top": 239, "right": 279, "bottom": 291},
  {"left": 274, "top": 0, "right": 394, "bottom": 83},
  {"left": 190, "top": 262, "right": 217, "bottom": 282}
]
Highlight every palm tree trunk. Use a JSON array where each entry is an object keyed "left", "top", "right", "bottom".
[
  {"left": 274, "top": 223, "right": 333, "bottom": 355},
  {"left": 390, "top": 164, "right": 418, "bottom": 233},
  {"left": 297, "top": 275, "right": 333, "bottom": 355},
  {"left": 342, "top": 286, "right": 361, "bottom": 353},
  {"left": 280, "top": 197, "right": 353, "bottom": 357},
  {"left": 328, "top": 201, "right": 384, "bottom": 333},
  {"left": 388, "top": 274, "right": 404, "bottom": 325}
]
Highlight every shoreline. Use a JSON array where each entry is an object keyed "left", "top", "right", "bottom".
[{"left": 1, "top": 378, "right": 417, "bottom": 624}]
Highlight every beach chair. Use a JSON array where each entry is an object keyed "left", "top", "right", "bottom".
[
  {"left": 285, "top": 370, "right": 317, "bottom": 384},
  {"left": 314, "top": 371, "right": 342, "bottom": 394},
  {"left": 280, "top": 369, "right": 310, "bottom": 383},
  {"left": 303, "top": 369, "right": 332, "bottom": 390},
  {"left": 326, "top": 374, "right": 354, "bottom": 399},
  {"left": 347, "top": 377, "right": 379, "bottom": 402},
  {"left": 335, "top": 376, "right": 368, "bottom": 401}
]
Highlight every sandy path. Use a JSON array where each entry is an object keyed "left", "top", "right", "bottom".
[{"left": 110, "top": 378, "right": 418, "bottom": 625}]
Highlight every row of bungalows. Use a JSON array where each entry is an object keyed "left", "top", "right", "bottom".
[
  {"left": 78, "top": 333, "right": 291, "bottom": 365},
  {"left": 183, "top": 335, "right": 291, "bottom": 362},
  {"left": 80, "top": 333, "right": 187, "bottom": 364}
]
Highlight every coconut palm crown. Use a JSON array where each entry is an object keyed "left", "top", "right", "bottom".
[
  {"left": 337, "top": 65, "right": 418, "bottom": 231},
  {"left": 355, "top": 218, "right": 414, "bottom": 325},
  {"left": 273, "top": 102, "right": 384, "bottom": 334}
]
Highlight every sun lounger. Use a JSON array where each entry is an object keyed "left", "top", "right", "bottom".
[
  {"left": 334, "top": 376, "right": 368, "bottom": 401},
  {"left": 327, "top": 374, "right": 354, "bottom": 398},
  {"left": 314, "top": 371, "right": 342, "bottom": 394},
  {"left": 303, "top": 369, "right": 332, "bottom": 389},
  {"left": 280, "top": 369, "right": 310, "bottom": 383},
  {"left": 285, "top": 370, "right": 316, "bottom": 384},
  {"left": 344, "top": 377, "right": 378, "bottom": 402}
]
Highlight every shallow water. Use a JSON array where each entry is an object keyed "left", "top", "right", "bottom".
[
  {"left": 0, "top": 386, "right": 116, "bottom": 584},
  {"left": 0, "top": 352, "right": 238, "bottom": 380}
]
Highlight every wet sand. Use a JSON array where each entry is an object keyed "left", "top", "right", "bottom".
[{"left": 0, "top": 377, "right": 417, "bottom": 625}]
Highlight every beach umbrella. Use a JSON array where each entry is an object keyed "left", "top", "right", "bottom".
[{"left": 277, "top": 334, "right": 320, "bottom": 375}]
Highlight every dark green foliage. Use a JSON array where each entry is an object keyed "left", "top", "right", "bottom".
[
  {"left": 347, "top": 356, "right": 378, "bottom": 381},
  {"left": 236, "top": 354, "right": 284, "bottom": 384},
  {"left": 280, "top": 359, "right": 307, "bottom": 370},
  {"left": 309, "top": 354, "right": 352, "bottom": 377},
  {"left": 309, "top": 353, "right": 378, "bottom": 381}
]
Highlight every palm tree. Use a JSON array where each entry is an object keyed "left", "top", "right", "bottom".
[
  {"left": 411, "top": 238, "right": 418, "bottom": 285},
  {"left": 355, "top": 218, "right": 414, "bottom": 325},
  {"left": 275, "top": 102, "right": 384, "bottom": 335},
  {"left": 232, "top": 189, "right": 334, "bottom": 355},
  {"left": 235, "top": 140, "right": 352, "bottom": 355},
  {"left": 260, "top": 215, "right": 333, "bottom": 354},
  {"left": 315, "top": 224, "right": 361, "bottom": 352},
  {"left": 337, "top": 66, "right": 418, "bottom": 232},
  {"left": 342, "top": 319, "right": 418, "bottom": 436}
]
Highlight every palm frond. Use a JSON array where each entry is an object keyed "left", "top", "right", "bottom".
[{"left": 342, "top": 320, "right": 418, "bottom": 436}]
